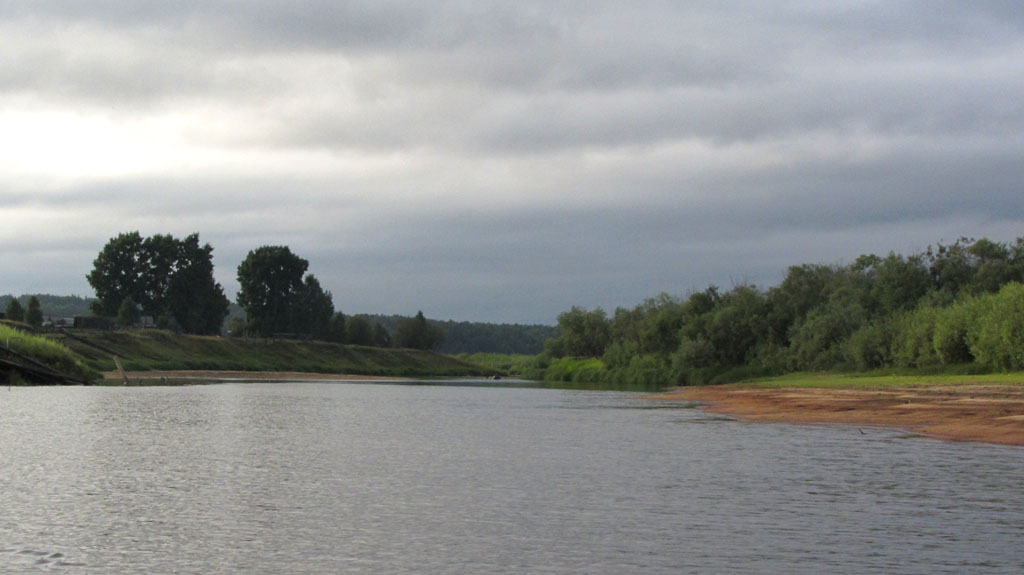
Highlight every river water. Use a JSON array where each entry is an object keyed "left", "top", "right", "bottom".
[{"left": 1, "top": 382, "right": 1022, "bottom": 574}]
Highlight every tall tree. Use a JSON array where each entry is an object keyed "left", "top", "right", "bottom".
[
  {"left": 346, "top": 315, "right": 373, "bottom": 346},
  {"left": 236, "top": 246, "right": 310, "bottom": 338},
  {"left": 395, "top": 311, "right": 443, "bottom": 350},
  {"left": 165, "top": 234, "right": 230, "bottom": 335},
  {"left": 25, "top": 296, "right": 43, "bottom": 328},
  {"left": 554, "top": 306, "right": 610, "bottom": 357},
  {"left": 5, "top": 297, "right": 25, "bottom": 322},
  {"left": 373, "top": 322, "right": 393, "bottom": 348},
  {"left": 290, "top": 275, "right": 334, "bottom": 339},
  {"left": 327, "top": 312, "right": 347, "bottom": 343},
  {"left": 87, "top": 231, "right": 146, "bottom": 317},
  {"left": 87, "top": 231, "right": 229, "bottom": 334}
]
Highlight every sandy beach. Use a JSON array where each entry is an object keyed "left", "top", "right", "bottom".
[{"left": 659, "top": 384, "right": 1024, "bottom": 446}]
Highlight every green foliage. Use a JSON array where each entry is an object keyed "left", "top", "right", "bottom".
[
  {"left": 0, "top": 324, "right": 99, "bottom": 382},
  {"left": 703, "top": 285, "right": 769, "bottom": 365},
  {"left": 845, "top": 319, "right": 893, "bottom": 371},
  {"left": 535, "top": 235, "right": 1024, "bottom": 387},
  {"left": 0, "top": 294, "right": 94, "bottom": 320},
  {"left": 456, "top": 353, "right": 538, "bottom": 376},
  {"left": 869, "top": 252, "right": 932, "bottom": 315},
  {"left": 372, "top": 322, "right": 392, "bottom": 347},
  {"left": 963, "top": 283, "right": 1024, "bottom": 371},
  {"left": 165, "top": 234, "right": 231, "bottom": 334},
  {"left": 236, "top": 245, "right": 334, "bottom": 339},
  {"left": 545, "top": 357, "right": 606, "bottom": 383},
  {"left": 5, "top": 296, "right": 25, "bottom": 322},
  {"left": 395, "top": 311, "right": 444, "bottom": 350},
  {"left": 87, "top": 232, "right": 229, "bottom": 334},
  {"left": 554, "top": 306, "right": 610, "bottom": 358},
  {"left": 788, "top": 286, "right": 868, "bottom": 371},
  {"left": 117, "top": 297, "right": 141, "bottom": 327},
  {"left": 227, "top": 315, "right": 248, "bottom": 338},
  {"left": 290, "top": 275, "right": 335, "bottom": 339},
  {"left": 53, "top": 328, "right": 481, "bottom": 378},
  {"left": 327, "top": 312, "right": 347, "bottom": 343},
  {"left": 87, "top": 231, "right": 145, "bottom": 317},
  {"left": 438, "top": 321, "right": 556, "bottom": 355},
  {"left": 602, "top": 340, "right": 640, "bottom": 369},
  {"left": 674, "top": 337, "right": 714, "bottom": 368},
  {"left": 360, "top": 315, "right": 556, "bottom": 355},
  {"left": 25, "top": 296, "right": 43, "bottom": 328},
  {"left": 890, "top": 306, "right": 940, "bottom": 368},
  {"left": 933, "top": 301, "right": 973, "bottom": 365},
  {"left": 345, "top": 315, "right": 374, "bottom": 346}
]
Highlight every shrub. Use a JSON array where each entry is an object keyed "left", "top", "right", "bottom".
[
  {"left": 846, "top": 320, "right": 893, "bottom": 371},
  {"left": 890, "top": 306, "right": 940, "bottom": 368},
  {"left": 0, "top": 324, "right": 99, "bottom": 382},
  {"left": 933, "top": 300, "right": 973, "bottom": 365},
  {"left": 965, "top": 282, "right": 1024, "bottom": 370}
]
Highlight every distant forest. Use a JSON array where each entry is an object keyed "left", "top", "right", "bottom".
[
  {"left": 0, "top": 294, "right": 93, "bottom": 319},
  {"left": 365, "top": 315, "right": 557, "bottom": 355}
]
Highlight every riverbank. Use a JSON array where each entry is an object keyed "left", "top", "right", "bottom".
[
  {"left": 660, "top": 380, "right": 1024, "bottom": 446},
  {"left": 53, "top": 329, "right": 489, "bottom": 378},
  {"left": 100, "top": 370, "right": 418, "bottom": 385}
]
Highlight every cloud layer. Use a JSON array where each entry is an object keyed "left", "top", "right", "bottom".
[{"left": 2, "top": 1, "right": 1023, "bottom": 323}]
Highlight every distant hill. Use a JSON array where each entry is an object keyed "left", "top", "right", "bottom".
[
  {"left": 0, "top": 294, "right": 94, "bottom": 319},
  {"left": 363, "top": 314, "right": 557, "bottom": 355}
]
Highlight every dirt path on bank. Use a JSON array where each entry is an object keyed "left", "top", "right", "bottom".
[
  {"left": 101, "top": 370, "right": 412, "bottom": 383},
  {"left": 658, "top": 384, "right": 1024, "bottom": 446}
]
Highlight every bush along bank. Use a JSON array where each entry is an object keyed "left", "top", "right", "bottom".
[{"left": 535, "top": 237, "right": 1024, "bottom": 388}]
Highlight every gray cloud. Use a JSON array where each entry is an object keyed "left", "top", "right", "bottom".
[{"left": 1, "top": 1, "right": 1023, "bottom": 323}]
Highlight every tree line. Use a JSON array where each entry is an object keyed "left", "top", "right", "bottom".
[
  {"left": 363, "top": 315, "right": 556, "bottom": 355},
  {"left": 84, "top": 232, "right": 445, "bottom": 350},
  {"left": 540, "top": 236, "right": 1024, "bottom": 386},
  {"left": 3, "top": 295, "right": 44, "bottom": 327}
]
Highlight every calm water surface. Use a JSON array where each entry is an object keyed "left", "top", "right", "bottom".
[{"left": 1, "top": 382, "right": 1022, "bottom": 574}]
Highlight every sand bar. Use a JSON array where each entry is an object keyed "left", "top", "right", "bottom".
[{"left": 658, "top": 384, "right": 1024, "bottom": 446}]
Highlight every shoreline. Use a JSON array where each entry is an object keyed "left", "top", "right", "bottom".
[
  {"left": 101, "top": 370, "right": 417, "bottom": 384},
  {"left": 657, "top": 384, "right": 1024, "bottom": 447}
]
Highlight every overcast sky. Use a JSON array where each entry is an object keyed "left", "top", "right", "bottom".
[{"left": 2, "top": 1, "right": 1022, "bottom": 324}]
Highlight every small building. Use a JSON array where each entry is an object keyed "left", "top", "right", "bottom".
[
  {"left": 43, "top": 316, "right": 76, "bottom": 328},
  {"left": 73, "top": 316, "right": 114, "bottom": 330}
]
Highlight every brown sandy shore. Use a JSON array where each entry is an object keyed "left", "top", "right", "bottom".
[{"left": 657, "top": 384, "right": 1024, "bottom": 447}]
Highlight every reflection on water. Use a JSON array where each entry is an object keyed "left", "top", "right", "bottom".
[{"left": 1, "top": 383, "right": 1022, "bottom": 574}]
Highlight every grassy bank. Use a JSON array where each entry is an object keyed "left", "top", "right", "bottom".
[
  {"left": 52, "top": 329, "right": 491, "bottom": 378},
  {"left": 731, "top": 371, "right": 1024, "bottom": 390},
  {"left": 454, "top": 353, "right": 540, "bottom": 377},
  {"left": 1, "top": 323, "right": 101, "bottom": 383},
  {"left": 522, "top": 351, "right": 1024, "bottom": 392}
]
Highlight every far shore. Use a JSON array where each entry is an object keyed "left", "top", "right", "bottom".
[
  {"left": 657, "top": 383, "right": 1024, "bottom": 447},
  {"left": 101, "top": 370, "right": 417, "bottom": 384}
]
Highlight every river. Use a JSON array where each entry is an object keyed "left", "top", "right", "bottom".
[{"left": 1, "top": 382, "right": 1022, "bottom": 574}]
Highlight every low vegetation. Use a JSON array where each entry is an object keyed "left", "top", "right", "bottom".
[
  {"left": 55, "top": 329, "right": 489, "bottom": 378},
  {"left": 731, "top": 372, "right": 1024, "bottom": 390},
  {"left": 0, "top": 323, "right": 101, "bottom": 384}
]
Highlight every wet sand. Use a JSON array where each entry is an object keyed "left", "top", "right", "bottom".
[{"left": 659, "top": 384, "right": 1024, "bottom": 446}]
